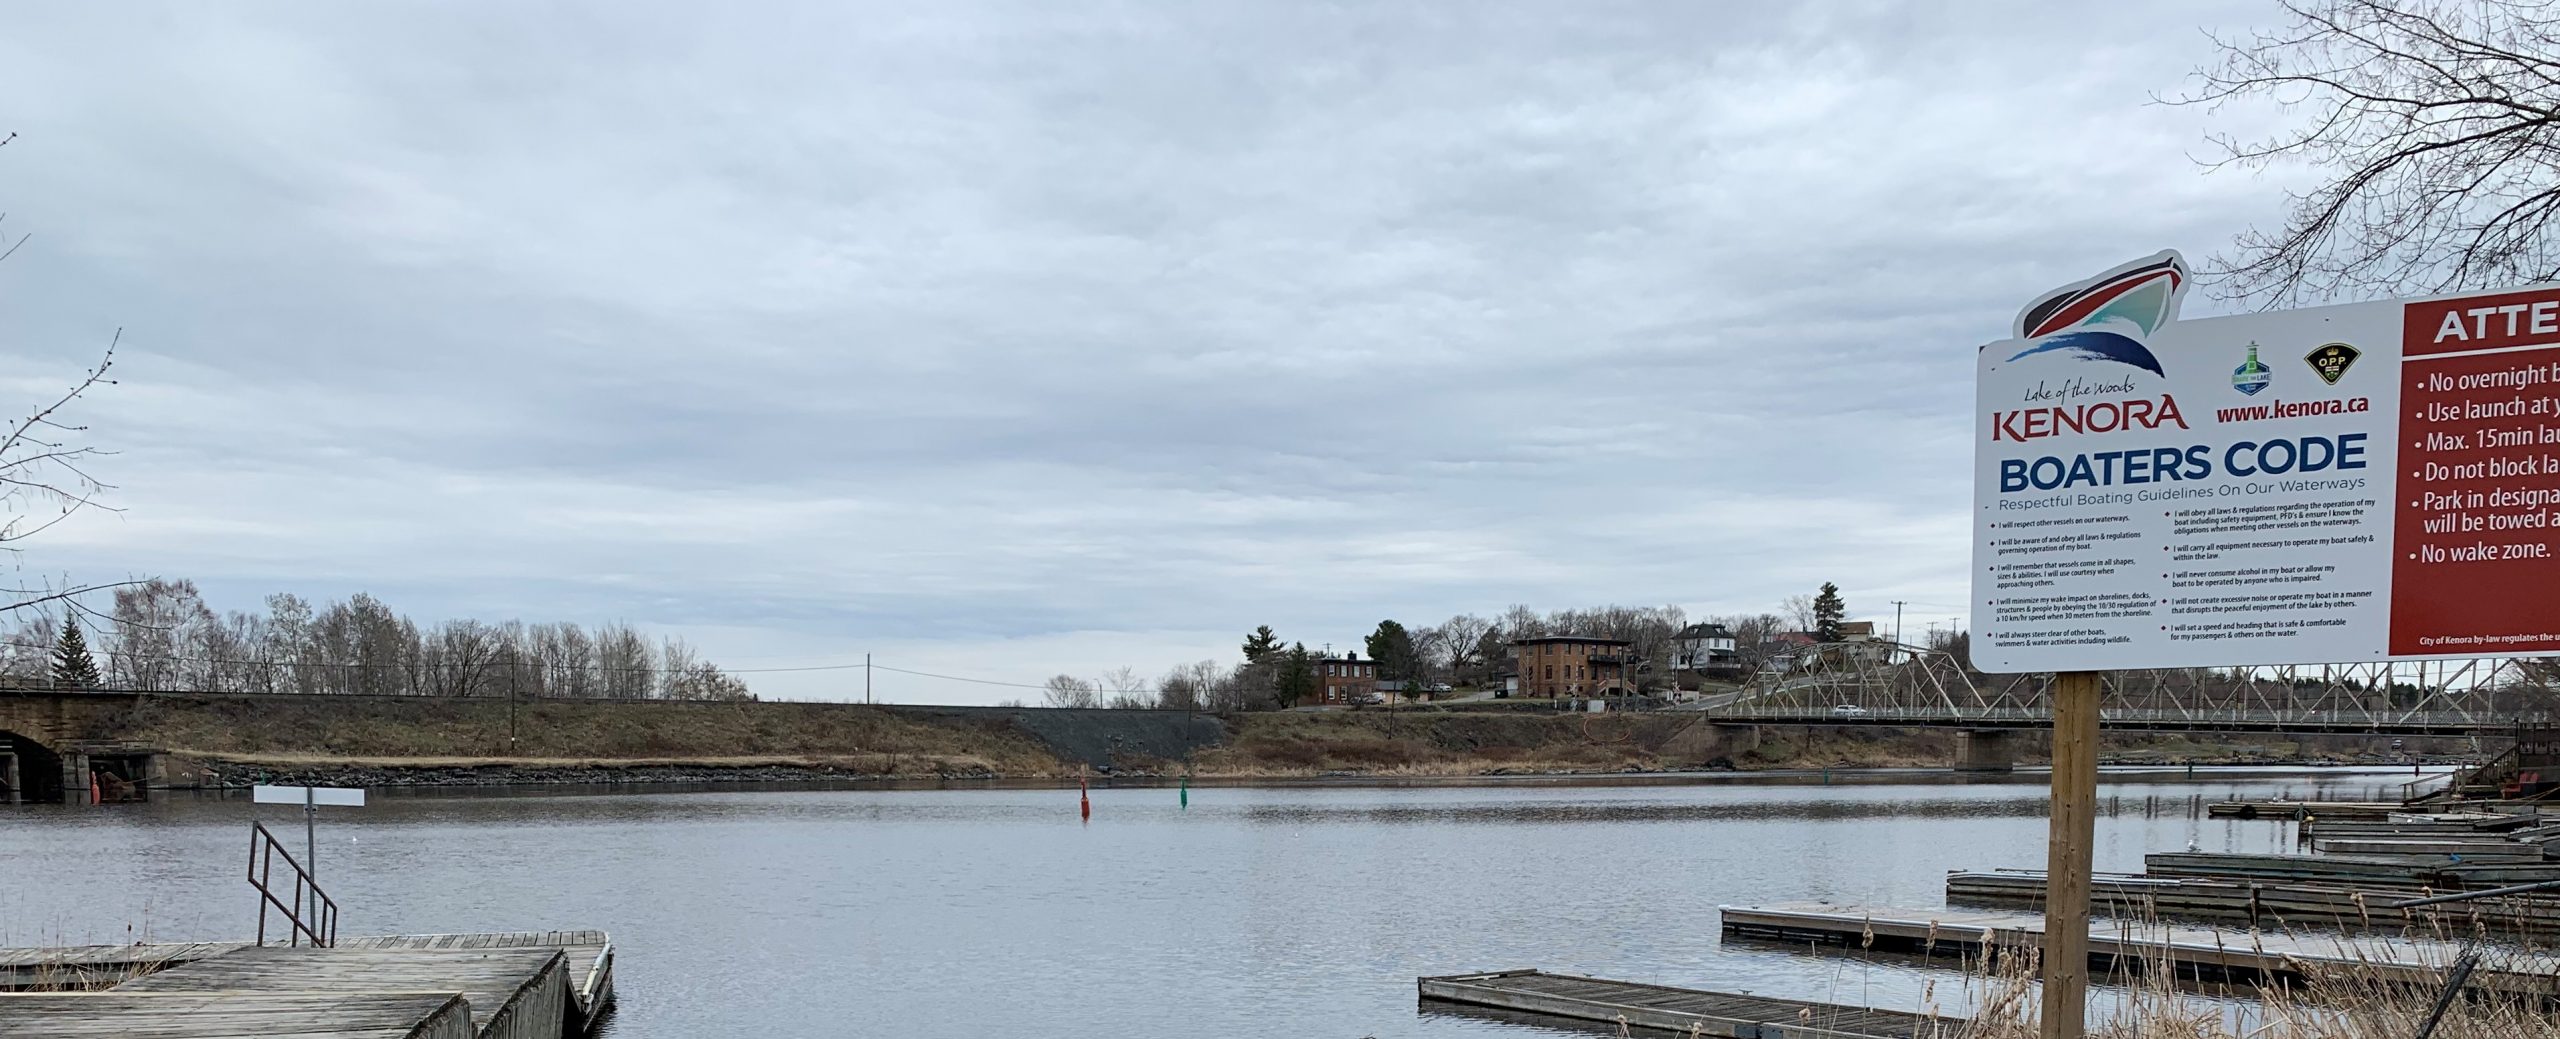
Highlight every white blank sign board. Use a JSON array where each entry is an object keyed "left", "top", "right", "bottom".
[{"left": 252, "top": 785, "right": 367, "bottom": 807}]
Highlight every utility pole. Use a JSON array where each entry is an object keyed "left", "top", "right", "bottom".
[
  {"left": 865, "top": 653, "right": 872, "bottom": 705},
  {"left": 1891, "top": 600, "right": 1907, "bottom": 661}
]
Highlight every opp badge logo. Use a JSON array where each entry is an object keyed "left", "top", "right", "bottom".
[
  {"left": 2232, "top": 342, "right": 2272, "bottom": 396},
  {"left": 2305, "top": 342, "right": 2360, "bottom": 385}
]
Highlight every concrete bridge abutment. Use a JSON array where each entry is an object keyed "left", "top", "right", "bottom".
[{"left": 1954, "top": 729, "right": 2016, "bottom": 773}]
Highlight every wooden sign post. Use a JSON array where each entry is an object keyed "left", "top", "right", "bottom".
[{"left": 2038, "top": 671, "right": 2100, "bottom": 1039}]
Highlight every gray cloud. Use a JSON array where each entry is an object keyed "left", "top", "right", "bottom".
[{"left": 0, "top": 0, "right": 2314, "bottom": 699}]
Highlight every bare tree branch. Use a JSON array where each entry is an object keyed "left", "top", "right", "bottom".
[{"left": 2172, "top": 0, "right": 2560, "bottom": 304}]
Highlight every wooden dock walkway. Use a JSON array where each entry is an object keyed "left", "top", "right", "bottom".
[
  {"left": 0, "top": 931, "right": 613, "bottom": 1039},
  {"left": 1419, "top": 969, "right": 1964, "bottom": 1038},
  {"left": 2208, "top": 800, "right": 2400, "bottom": 820},
  {"left": 0, "top": 992, "right": 474, "bottom": 1039},
  {"left": 2147, "top": 850, "right": 2560, "bottom": 889},
  {"left": 1721, "top": 902, "right": 2559, "bottom": 996},
  {"left": 1945, "top": 868, "right": 2560, "bottom": 935}
]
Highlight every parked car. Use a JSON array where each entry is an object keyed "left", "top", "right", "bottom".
[{"left": 1831, "top": 704, "right": 1870, "bottom": 717}]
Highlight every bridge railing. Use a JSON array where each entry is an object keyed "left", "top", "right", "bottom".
[{"left": 1698, "top": 703, "right": 2556, "bottom": 731}]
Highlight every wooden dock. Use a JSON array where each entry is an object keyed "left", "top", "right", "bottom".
[
  {"left": 2147, "top": 850, "right": 2560, "bottom": 889},
  {"left": 1419, "top": 969, "right": 1964, "bottom": 1038},
  {"left": 1720, "top": 902, "right": 2559, "bottom": 996},
  {"left": 1946, "top": 868, "right": 2560, "bottom": 935},
  {"left": 0, "top": 931, "right": 613, "bottom": 1039},
  {"left": 2208, "top": 800, "right": 2400, "bottom": 820},
  {"left": 0, "top": 992, "right": 474, "bottom": 1039}
]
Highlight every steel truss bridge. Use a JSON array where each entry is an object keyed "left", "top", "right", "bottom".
[{"left": 1697, "top": 647, "right": 2560, "bottom": 738}]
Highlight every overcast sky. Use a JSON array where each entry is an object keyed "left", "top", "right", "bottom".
[{"left": 0, "top": 2, "right": 2311, "bottom": 702}]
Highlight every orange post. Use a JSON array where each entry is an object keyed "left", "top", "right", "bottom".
[{"left": 1079, "top": 773, "right": 1091, "bottom": 820}]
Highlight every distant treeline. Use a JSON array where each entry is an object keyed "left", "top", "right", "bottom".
[
  {"left": 4, "top": 579, "right": 752, "bottom": 700},
  {"left": 1033, "top": 601, "right": 1886, "bottom": 711}
]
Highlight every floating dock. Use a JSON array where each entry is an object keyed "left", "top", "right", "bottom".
[
  {"left": 2208, "top": 800, "right": 2400, "bottom": 820},
  {"left": 1945, "top": 868, "right": 2560, "bottom": 935},
  {"left": 1419, "top": 969, "right": 1963, "bottom": 1038},
  {"left": 2147, "top": 850, "right": 2560, "bottom": 889},
  {"left": 0, "top": 931, "right": 613, "bottom": 1039},
  {"left": 1720, "top": 902, "right": 2558, "bottom": 996}
]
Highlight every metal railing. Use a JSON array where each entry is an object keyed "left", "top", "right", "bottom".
[
  {"left": 248, "top": 821, "right": 337, "bottom": 947},
  {"left": 1699, "top": 703, "right": 2556, "bottom": 732}
]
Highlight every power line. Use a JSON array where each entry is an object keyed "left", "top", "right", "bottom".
[
  {"left": 0, "top": 640, "right": 1139, "bottom": 694},
  {"left": 869, "top": 663, "right": 1061, "bottom": 691}
]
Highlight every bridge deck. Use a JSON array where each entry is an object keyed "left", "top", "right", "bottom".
[{"left": 1705, "top": 706, "right": 2518, "bottom": 736}]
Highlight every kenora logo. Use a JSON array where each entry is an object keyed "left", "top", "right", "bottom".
[
  {"left": 1991, "top": 395, "right": 2188, "bottom": 442},
  {"left": 2002, "top": 252, "right": 2188, "bottom": 377}
]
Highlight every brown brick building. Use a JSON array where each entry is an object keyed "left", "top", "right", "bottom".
[
  {"left": 1508, "top": 636, "right": 1633, "bottom": 698},
  {"left": 1304, "top": 653, "right": 1379, "bottom": 707}
]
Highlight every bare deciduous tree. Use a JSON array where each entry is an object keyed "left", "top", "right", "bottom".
[
  {"left": 1043, "top": 673, "right": 1099, "bottom": 708},
  {"left": 1429, "top": 613, "right": 1494, "bottom": 685},
  {"left": 1098, "top": 665, "right": 1152, "bottom": 708},
  {"left": 2180, "top": 0, "right": 2560, "bottom": 303},
  {"left": 1156, "top": 659, "right": 1228, "bottom": 711},
  {"left": 1780, "top": 595, "right": 1817, "bottom": 635},
  {"left": 0, "top": 132, "right": 139, "bottom": 620}
]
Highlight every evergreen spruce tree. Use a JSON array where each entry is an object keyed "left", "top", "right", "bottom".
[
  {"left": 1813, "top": 583, "right": 1845, "bottom": 644},
  {"left": 1241, "top": 625, "right": 1282, "bottom": 663},
  {"left": 1364, "top": 619, "right": 1421, "bottom": 687},
  {"left": 51, "top": 613, "right": 101, "bottom": 690},
  {"left": 1274, "top": 642, "right": 1317, "bottom": 709}
]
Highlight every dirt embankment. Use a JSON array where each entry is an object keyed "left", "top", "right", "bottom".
[
  {"left": 1198, "top": 713, "right": 1957, "bottom": 775},
  {"left": 1168, "top": 712, "right": 2413, "bottom": 776},
  {"left": 120, "top": 696, "right": 1070, "bottom": 785},
  {"left": 93, "top": 694, "right": 2392, "bottom": 788}
]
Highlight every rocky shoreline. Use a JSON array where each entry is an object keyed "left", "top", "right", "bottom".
[
  {"left": 196, "top": 761, "right": 1005, "bottom": 789},
  {"left": 176, "top": 749, "right": 2415, "bottom": 792}
]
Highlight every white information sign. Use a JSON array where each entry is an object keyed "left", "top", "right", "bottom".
[
  {"left": 252, "top": 784, "right": 367, "bottom": 807},
  {"left": 1974, "top": 251, "right": 2560, "bottom": 672}
]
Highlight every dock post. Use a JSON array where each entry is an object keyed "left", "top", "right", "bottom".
[{"left": 2040, "top": 670, "right": 2100, "bottom": 1039}]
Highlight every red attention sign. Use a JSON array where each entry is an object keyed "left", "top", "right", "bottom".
[
  {"left": 2403, "top": 287, "right": 2560, "bottom": 358},
  {"left": 2391, "top": 287, "right": 2560, "bottom": 656}
]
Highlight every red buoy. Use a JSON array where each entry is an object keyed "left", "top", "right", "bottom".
[{"left": 1079, "top": 774, "right": 1091, "bottom": 820}]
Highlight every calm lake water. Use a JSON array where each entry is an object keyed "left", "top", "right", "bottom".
[{"left": 0, "top": 768, "right": 2414, "bottom": 1038}]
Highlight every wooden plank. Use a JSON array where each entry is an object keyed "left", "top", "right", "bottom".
[
  {"left": 0, "top": 991, "right": 470, "bottom": 1039},
  {"left": 1419, "top": 969, "right": 1961, "bottom": 1038},
  {"left": 119, "top": 946, "right": 565, "bottom": 1039}
]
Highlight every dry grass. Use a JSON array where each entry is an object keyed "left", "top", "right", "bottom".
[
  {"left": 1929, "top": 944, "right": 2560, "bottom": 1039},
  {"left": 6, "top": 943, "right": 181, "bottom": 994},
  {"left": 122, "top": 696, "right": 1069, "bottom": 776}
]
